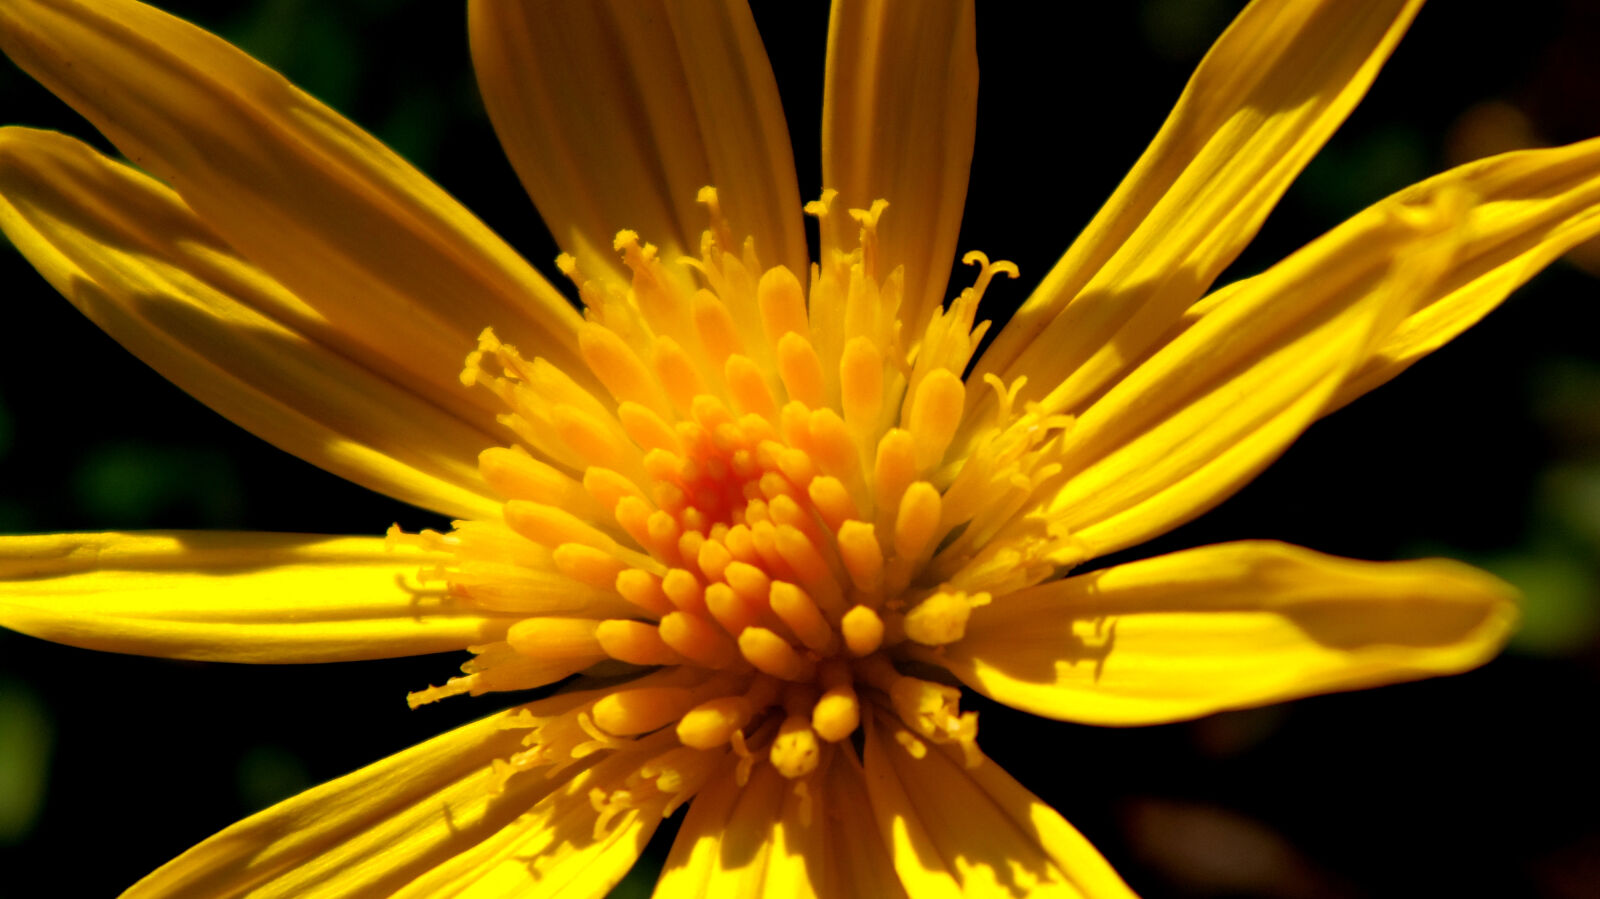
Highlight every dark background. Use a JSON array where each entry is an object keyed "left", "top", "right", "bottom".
[{"left": 3, "top": 1, "right": 1599, "bottom": 896}]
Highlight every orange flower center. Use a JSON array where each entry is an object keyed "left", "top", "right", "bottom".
[{"left": 393, "top": 189, "right": 1080, "bottom": 809}]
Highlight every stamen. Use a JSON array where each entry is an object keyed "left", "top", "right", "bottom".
[
  {"left": 659, "top": 611, "right": 739, "bottom": 669},
  {"left": 418, "top": 186, "right": 1060, "bottom": 803},
  {"left": 841, "top": 605, "right": 885, "bottom": 657},
  {"left": 596, "top": 619, "right": 683, "bottom": 666},
  {"left": 770, "top": 713, "right": 821, "bottom": 779},
  {"left": 592, "top": 685, "right": 697, "bottom": 736},
  {"left": 907, "top": 369, "right": 965, "bottom": 472},
  {"left": 738, "top": 627, "right": 815, "bottom": 682}
]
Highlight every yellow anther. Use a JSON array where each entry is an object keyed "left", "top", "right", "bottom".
[
  {"left": 775, "top": 446, "right": 817, "bottom": 489},
  {"left": 552, "top": 404, "right": 626, "bottom": 472},
  {"left": 478, "top": 447, "right": 599, "bottom": 516},
  {"left": 888, "top": 677, "right": 979, "bottom": 763},
  {"left": 902, "top": 591, "right": 973, "bottom": 646},
  {"left": 803, "top": 187, "right": 839, "bottom": 221},
  {"left": 893, "top": 481, "right": 943, "bottom": 561},
  {"left": 581, "top": 467, "right": 645, "bottom": 513},
  {"left": 758, "top": 265, "right": 810, "bottom": 345},
  {"left": 690, "top": 394, "right": 738, "bottom": 434},
  {"left": 806, "top": 476, "right": 856, "bottom": 532},
  {"left": 504, "top": 501, "right": 615, "bottom": 553},
  {"left": 505, "top": 617, "right": 603, "bottom": 659},
  {"left": 908, "top": 369, "right": 965, "bottom": 471},
  {"left": 638, "top": 444, "right": 679, "bottom": 478},
  {"left": 770, "top": 714, "right": 821, "bottom": 779},
  {"left": 578, "top": 321, "right": 670, "bottom": 414},
  {"left": 839, "top": 336, "right": 884, "bottom": 432},
  {"left": 848, "top": 199, "right": 890, "bottom": 277},
  {"left": 774, "top": 525, "right": 841, "bottom": 617},
  {"left": 835, "top": 520, "right": 884, "bottom": 595},
  {"left": 659, "top": 611, "right": 738, "bottom": 669},
  {"left": 738, "top": 628, "right": 814, "bottom": 682},
  {"left": 841, "top": 605, "right": 885, "bottom": 657},
  {"left": 873, "top": 429, "right": 917, "bottom": 525},
  {"left": 696, "top": 185, "right": 735, "bottom": 253},
  {"left": 678, "top": 530, "right": 706, "bottom": 566},
  {"left": 595, "top": 620, "right": 682, "bottom": 667},
  {"left": 551, "top": 543, "right": 626, "bottom": 588},
  {"left": 696, "top": 539, "right": 733, "bottom": 583},
  {"left": 769, "top": 581, "right": 834, "bottom": 653},
  {"left": 725, "top": 354, "right": 778, "bottom": 422},
  {"left": 807, "top": 409, "right": 860, "bottom": 483},
  {"left": 705, "top": 582, "right": 762, "bottom": 636},
  {"left": 614, "top": 569, "right": 672, "bottom": 617},
  {"left": 776, "top": 332, "right": 826, "bottom": 410},
  {"left": 652, "top": 336, "right": 705, "bottom": 413},
  {"left": 613, "top": 495, "right": 654, "bottom": 548},
  {"left": 724, "top": 561, "right": 772, "bottom": 603},
  {"left": 614, "top": 399, "right": 684, "bottom": 451},
  {"left": 592, "top": 686, "right": 695, "bottom": 736},
  {"left": 692, "top": 288, "right": 744, "bottom": 364},
  {"left": 661, "top": 568, "right": 705, "bottom": 614},
  {"left": 676, "top": 695, "right": 754, "bottom": 749},
  {"left": 644, "top": 509, "right": 683, "bottom": 562},
  {"left": 811, "top": 684, "right": 860, "bottom": 742}
]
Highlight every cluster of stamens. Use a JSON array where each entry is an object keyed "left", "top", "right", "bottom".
[{"left": 391, "top": 188, "right": 1080, "bottom": 829}]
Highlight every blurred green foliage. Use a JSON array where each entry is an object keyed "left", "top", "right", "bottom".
[
  {"left": 236, "top": 745, "right": 314, "bottom": 815},
  {"left": 0, "top": 678, "right": 52, "bottom": 846}
]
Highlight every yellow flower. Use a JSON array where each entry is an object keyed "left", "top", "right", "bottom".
[{"left": 1, "top": 0, "right": 1595, "bottom": 895}]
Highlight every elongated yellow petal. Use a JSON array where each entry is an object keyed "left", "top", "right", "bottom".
[
  {"left": 817, "top": 749, "right": 908, "bottom": 899},
  {"left": 822, "top": 0, "right": 976, "bottom": 340},
  {"left": 1333, "top": 136, "right": 1600, "bottom": 406},
  {"left": 0, "top": 0, "right": 592, "bottom": 420},
  {"left": 1044, "top": 185, "right": 1461, "bottom": 558},
  {"left": 392, "top": 739, "right": 669, "bottom": 899},
  {"left": 655, "top": 749, "right": 903, "bottom": 899},
  {"left": 469, "top": 0, "right": 806, "bottom": 286},
  {"left": 655, "top": 764, "right": 802, "bottom": 898},
  {"left": 972, "top": 0, "right": 1422, "bottom": 419},
  {"left": 862, "top": 708, "right": 1135, "bottom": 898},
  {"left": 126, "top": 690, "right": 657, "bottom": 898},
  {"left": 0, "top": 532, "right": 521, "bottom": 663},
  {"left": 933, "top": 541, "right": 1518, "bottom": 726},
  {"left": 0, "top": 127, "right": 501, "bottom": 520}
]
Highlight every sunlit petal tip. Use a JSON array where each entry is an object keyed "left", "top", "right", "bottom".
[
  {"left": 0, "top": 127, "right": 506, "bottom": 521},
  {"left": 0, "top": 531, "right": 523, "bottom": 663},
  {"left": 936, "top": 541, "right": 1521, "bottom": 727},
  {"left": 862, "top": 707, "right": 1137, "bottom": 898},
  {"left": 469, "top": 0, "right": 806, "bottom": 286},
  {"left": 823, "top": 0, "right": 978, "bottom": 340},
  {"left": 0, "top": 0, "right": 591, "bottom": 418},
  {"left": 976, "top": 0, "right": 1426, "bottom": 417}
]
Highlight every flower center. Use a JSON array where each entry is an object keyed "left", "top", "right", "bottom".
[{"left": 393, "top": 189, "right": 1079, "bottom": 811}]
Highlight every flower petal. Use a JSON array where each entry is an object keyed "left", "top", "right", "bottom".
[
  {"left": 655, "top": 749, "right": 903, "bottom": 898},
  {"left": 821, "top": 0, "right": 977, "bottom": 340},
  {"left": 655, "top": 763, "right": 801, "bottom": 898},
  {"left": 126, "top": 690, "right": 661, "bottom": 898},
  {"left": 972, "top": 0, "right": 1423, "bottom": 417},
  {"left": 932, "top": 541, "right": 1518, "bottom": 727},
  {"left": 391, "top": 737, "right": 671, "bottom": 899},
  {"left": 0, "top": 531, "right": 521, "bottom": 663},
  {"left": 0, "top": 127, "right": 501, "bottom": 520},
  {"left": 862, "top": 707, "right": 1135, "bottom": 898},
  {"left": 0, "top": 0, "right": 592, "bottom": 420},
  {"left": 469, "top": 0, "right": 807, "bottom": 285},
  {"left": 1332, "top": 136, "right": 1600, "bottom": 406},
  {"left": 1042, "top": 186, "right": 1461, "bottom": 559}
]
